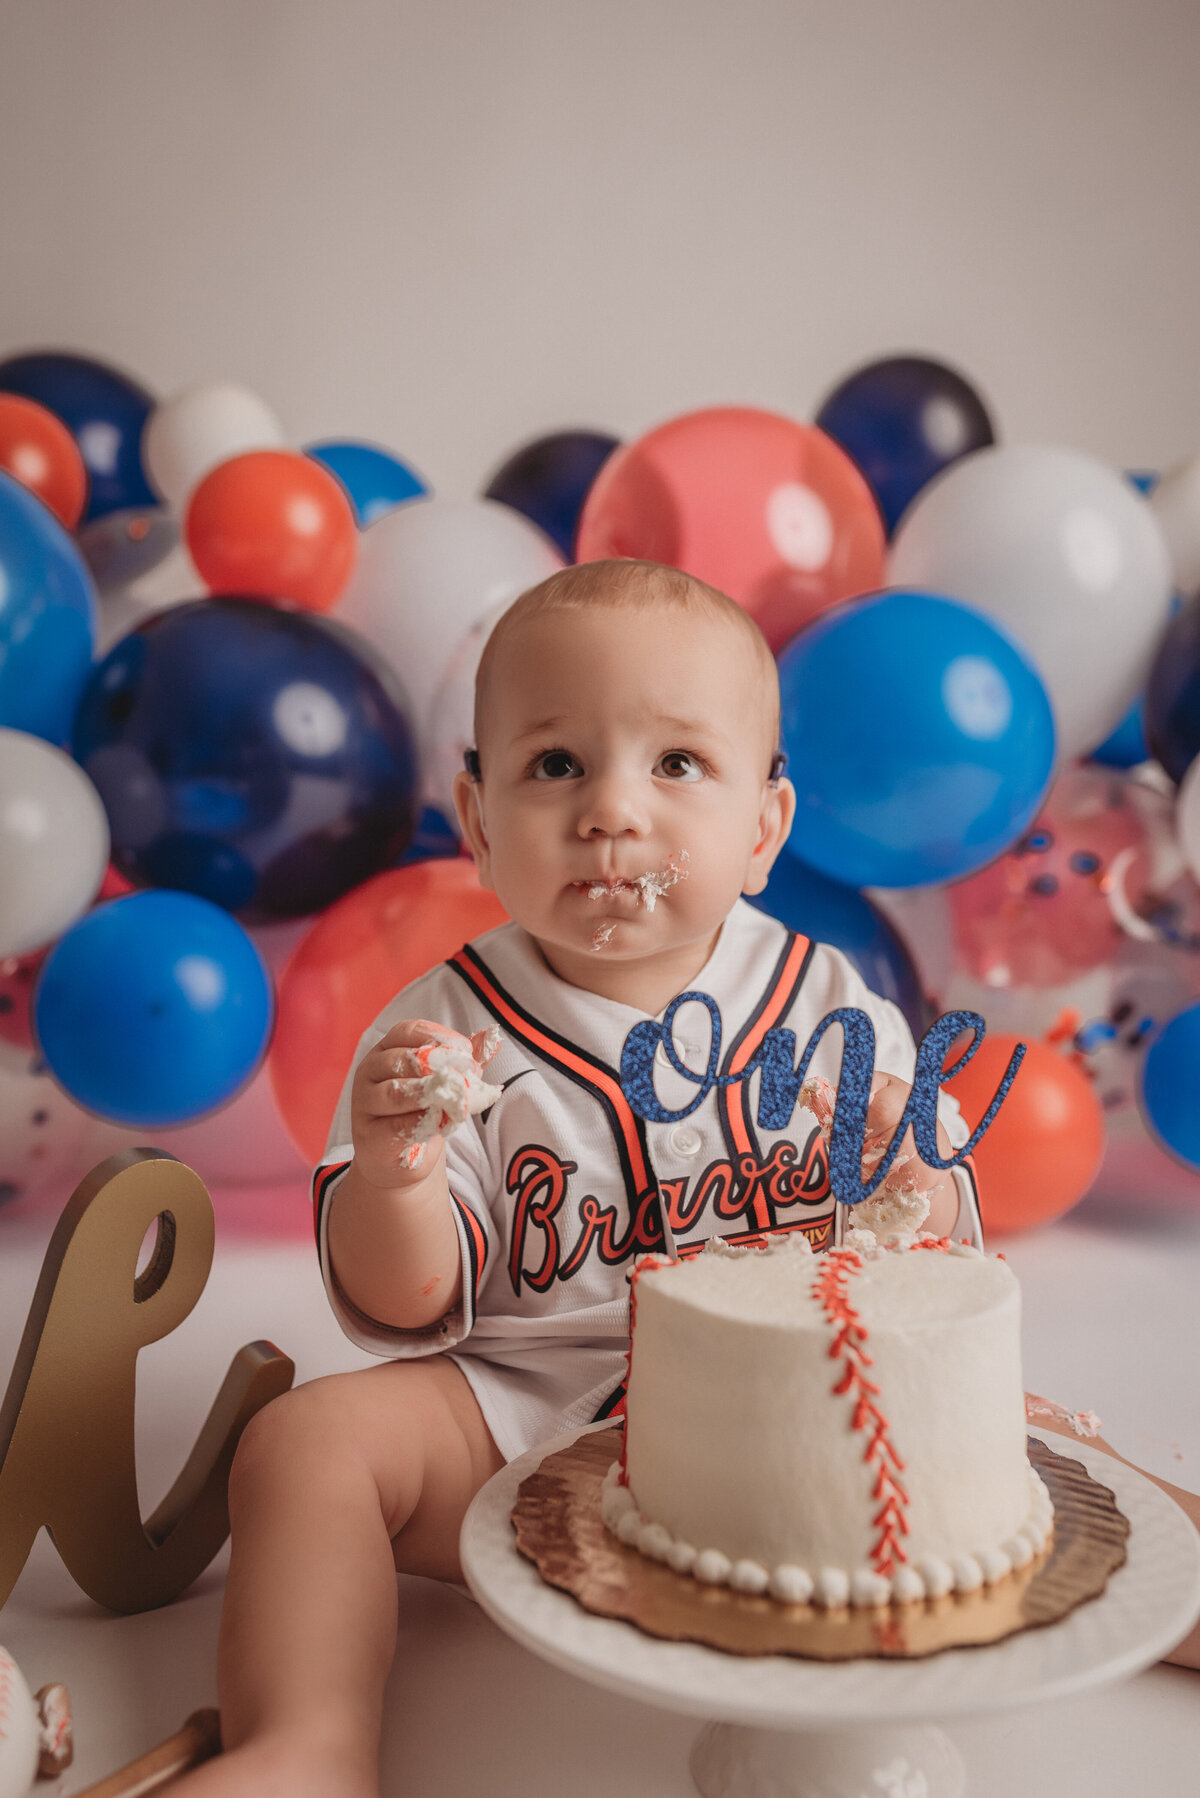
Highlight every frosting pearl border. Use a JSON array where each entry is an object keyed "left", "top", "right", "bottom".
[{"left": 600, "top": 1462, "right": 1054, "bottom": 1608}]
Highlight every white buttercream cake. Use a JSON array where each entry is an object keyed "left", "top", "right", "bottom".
[{"left": 601, "top": 1230, "right": 1053, "bottom": 1607}]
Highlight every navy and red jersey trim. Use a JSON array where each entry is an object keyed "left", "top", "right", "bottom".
[
  {"left": 717, "top": 931, "right": 815, "bottom": 1227},
  {"left": 312, "top": 1158, "right": 351, "bottom": 1249},
  {"left": 451, "top": 1190, "right": 489, "bottom": 1308},
  {"left": 449, "top": 944, "right": 663, "bottom": 1238}
]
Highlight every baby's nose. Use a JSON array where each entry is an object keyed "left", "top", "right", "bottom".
[{"left": 576, "top": 771, "right": 650, "bottom": 837}]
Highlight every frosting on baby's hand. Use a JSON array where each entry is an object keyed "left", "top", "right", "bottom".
[{"left": 394, "top": 1026, "right": 502, "bottom": 1169}]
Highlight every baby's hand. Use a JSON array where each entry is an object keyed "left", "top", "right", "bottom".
[
  {"left": 854, "top": 1071, "right": 956, "bottom": 1236},
  {"left": 350, "top": 1018, "right": 502, "bottom": 1191}
]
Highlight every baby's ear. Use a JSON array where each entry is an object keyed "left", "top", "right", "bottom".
[
  {"left": 451, "top": 768, "right": 494, "bottom": 888},
  {"left": 742, "top": 777, "right": 796, "bottom": 896}
]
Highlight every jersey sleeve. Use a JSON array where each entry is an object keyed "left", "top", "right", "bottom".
[
  {"left": 791, "top": 942, "right": 984, "bottom": 1248},
  {"left": 310, "top": 971, "right": 503, "bottom": 1360}
]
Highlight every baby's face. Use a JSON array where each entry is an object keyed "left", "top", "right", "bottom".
[{"left": 453, "top": 605, "right": 794, "bottom": 992}]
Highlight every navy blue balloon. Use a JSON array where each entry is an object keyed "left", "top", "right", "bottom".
[
  {"left": 1140, "top": 1000, "right": 1200, "bottom": 1169},
  {"left": 0, "top": 469, "right": 97, "bottom": 743},
  {"left": 73, "top": 598, "right": 419, "bottom": 921},
  {"left": 484, "top": 429, "right": 620, "bottom": 560},
  {"left": 1090, "top": 697, "right": 1149, "bottom": 769},
  {"left": 777, "top": 590, "right": 1056, "bottom": 889},
  {"left": 748, "top": 851, "right": 930, "bottom": 1039},
  {"left": 1143, "top": 593, "right": 1200, "bottom": 783},
  {"left": 814, "top": 356, "right": 994, "bottom": 536},
  {"left": 0, "top": 350, "right": 157, "bottom": 521},
  {"left": 34, "top": 890, "right": 273, "bottom": 1127},
  {"left": 305, "top": 439, "right": 428, "bottom": 527}
]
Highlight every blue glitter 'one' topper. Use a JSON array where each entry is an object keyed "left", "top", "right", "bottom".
[{"left": 619, "top": 993, "right": 1024, "bottom": 1207}]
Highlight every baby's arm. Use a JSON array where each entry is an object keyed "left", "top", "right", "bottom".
[
  {"left": 327, "top": 1019, "right": 500, "bottom": 1330},
  {"left": 858, "top": 1071, "right": 960, "bottom": 1238}
]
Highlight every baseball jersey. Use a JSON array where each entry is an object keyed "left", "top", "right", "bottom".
[{"left": 313, "top": 898, "right": 982, "bottom": 1462}]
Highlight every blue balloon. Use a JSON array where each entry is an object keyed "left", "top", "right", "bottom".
[
  {"left": 34, "top": 890, "right": 273, "bottom": 1127},
  {"left": 0, "top": 469, "right": 97, "bottom": 744},
  {"left": 748, "top": 850, "right": 930, "bottom": 1039},
  {"left": 1144, "top": 593, "right": 1200, "bottom": 783},
  {"left": 73, "top": 598, "right": 419, "bottom": 921},
  {"left": 305, "top": 439, "right": 428, "bottom": 527},
  {"left": 1140, "top": 1000, "right": 1200, "bottom": 1169},
  {"left": 814, "top": 356, "right": 994, "bottom": 536},
  {"left": 1090, "top": 696, "right": 1149, "bottom": 769},
  {"left": 0, "top": 350, "right": 157, "bottom": 522},
  {"left": 399, "top": 803, "right": 461, "bottom": 864},
  {"left": 777, "top": 590, "right": 1056, "bottom": 888},
  {"left": 484, "top": 429, "right": 620, "bottom": 560}
]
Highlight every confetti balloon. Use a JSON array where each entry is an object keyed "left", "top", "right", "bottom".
[
  {"left": 890, "top": 445, "right": 1173, "bottom": 760},
  {"left": 947, "top": 763, "right": 1149, "bottom": 989},
  {"left": 575, "top": 406, "right": 886, "bottom": 653},
  {"left": 814, "top": 355, "right": 995, "bottom": 535},
  {"left": 0, "top": 1041, "right": 94, "bottom": 1206}
]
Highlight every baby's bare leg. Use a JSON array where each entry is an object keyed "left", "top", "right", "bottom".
[{"left": 167, "top": 1356, "right": 503, "bottom": 1797}]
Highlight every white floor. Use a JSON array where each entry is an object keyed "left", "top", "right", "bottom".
[{"left": 0, "top": 1174, "right": 1197, "bottom": 1796}]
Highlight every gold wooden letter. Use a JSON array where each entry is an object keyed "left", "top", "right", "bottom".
[{"left": 0, "top": 1148, "right": 295, "bottom": 1614}]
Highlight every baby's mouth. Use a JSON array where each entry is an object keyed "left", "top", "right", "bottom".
[{"left": 572, "top": 852, "right": 690, "bottom": 916}]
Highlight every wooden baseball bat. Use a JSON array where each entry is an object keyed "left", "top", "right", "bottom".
[{"left": 71, "top": 1709, "right": 221, "bottom": 1797}]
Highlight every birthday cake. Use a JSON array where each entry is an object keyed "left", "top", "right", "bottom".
[{"left": 601, "top": 1231, "right": 1053, "bottom": 1607}]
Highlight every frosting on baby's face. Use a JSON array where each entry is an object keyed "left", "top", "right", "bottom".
[{"left": 453, "top": 599, "right": 794, "bottom": 1009}]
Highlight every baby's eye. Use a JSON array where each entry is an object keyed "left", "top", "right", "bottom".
[
  {"left": 656, "top": 751, "right": 704, "bottom": 782},
  {"left": 531, "top": 750, "right": 583, "bottom": 781}
]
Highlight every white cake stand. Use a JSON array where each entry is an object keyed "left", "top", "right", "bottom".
[{"left": 460, "top": 1426, "right": 1200, "bottom": 1798}]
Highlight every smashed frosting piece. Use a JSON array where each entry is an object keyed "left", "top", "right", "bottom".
[
  {"left": 585, "top": 850, "right": 690, "bottom": 913},
  {"left": 591, "top": 921, "right": 617, "bottom": 952},
  {"left": 852, "top": 1184, "right": 932, "bottom": 1239},
  {"left": 1025, "top": 1392, "right": 1103, "bottom": 1438},
  {"left": 391, "top": 1025, "right": 502, "bottom": 1170}
]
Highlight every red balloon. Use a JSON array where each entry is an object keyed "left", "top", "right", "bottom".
[
  {"left": 185, "top": 449, "right": 358, "bottom": 612},
  {"left": 269, "top": 859, "right": 508, "bottom": 1164},
  {"left": 0, "top": 394, "right": 88, "bottom": 529},
  {"left": 0, "top": 949, "right": 46, "bottom": 1051},
  {"left": 944, "top": 1033, "right": 1106, "bottom": 1234},
  {"left": 575, "top": 406, "right": 886, "bottom": 652}
]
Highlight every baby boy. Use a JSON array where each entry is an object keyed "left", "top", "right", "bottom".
[{"left": 172, "top": 559, "right": 979, "bottom": 1796}]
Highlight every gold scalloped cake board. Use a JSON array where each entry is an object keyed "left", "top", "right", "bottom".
[{"left": 512, "top": 1429, "right": 1129, "bottom": 1661}]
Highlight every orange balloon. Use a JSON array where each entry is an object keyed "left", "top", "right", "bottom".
[
  {"left": 185, "top": 448, "right": 358, "bottom": 612},
  {"left": 0, "top": 393, "right": 89, "bottom": 528},
  {"left": 575, "top": 406, "right": 886, "bottom": 652},
  {"left": 269, "top": 859, "right": 508, "bottom": 1164},
  {"left": 944, "top": 1033, "right": 1106, "bottom": 1235}
]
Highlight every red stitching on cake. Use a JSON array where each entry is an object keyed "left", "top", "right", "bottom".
[{"left": 811, "top": 1248, "right": 911, "bottom": 1577}]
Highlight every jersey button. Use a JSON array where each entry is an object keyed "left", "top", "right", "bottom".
[{"left": 667, "top": 1124, "right": 703, "bottom": 1157}]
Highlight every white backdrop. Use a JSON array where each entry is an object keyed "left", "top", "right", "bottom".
[{"left": 1, "top": 0, "right": 1197, "bottom": 498}]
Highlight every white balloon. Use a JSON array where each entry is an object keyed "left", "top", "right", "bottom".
[
  {"left": 336, "top": 497, "right": 562, "bottom": 748},
  {"left": 142, "top": 380, "right": 286, "bottom": 512},
  {"left": 1149, "top": 452, "right": 1200, "bottom": 600},
  {"left": 889, "top": 445, "right": 1173, "bottom": 760},
  {"left": 424, "top": 596, "right": 511, "bottom": 819},
  {"left": 0, "top": 730, "right": 110, "bottom": 958}
]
